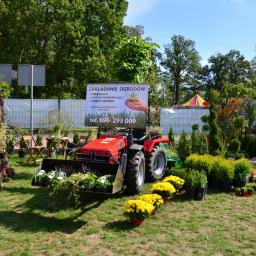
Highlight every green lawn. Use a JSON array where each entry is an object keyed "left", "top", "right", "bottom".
[{"left": 1, "top": 155, "right": 256, "bottom": 256}]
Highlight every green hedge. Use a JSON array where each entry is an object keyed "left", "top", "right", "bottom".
[{"left": 185, "top": 154, "right": 252, "bottom": 191}]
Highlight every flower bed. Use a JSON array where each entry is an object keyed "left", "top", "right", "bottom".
[{"left": 32, "top": 169, "right": 115, "bottom": 193}]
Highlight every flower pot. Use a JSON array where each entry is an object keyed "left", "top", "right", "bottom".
[
  {"left": 185, "top": 187, "right": 195, "bottom": 199},
  {"left": 18, "top": 150, "right": 26, "bottom": 158},
  {"left": 130, "top": 218, "right": 144, "bottom": 227},
  {"left": 233, "top": 180, "right": 246, "bottom": 188},
  {"left": 218, "top": 180, "right": 232, "bottom": 192},
  {"left": 0, "top": 152, "right": 5, "bottom": 160},
  {"left": 194, "top": 186, "right": 207, "bottom": 201}
]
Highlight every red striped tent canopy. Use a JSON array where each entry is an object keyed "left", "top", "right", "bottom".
[{"left": 183, "top": 94, "right": 208, "bottom": 107}]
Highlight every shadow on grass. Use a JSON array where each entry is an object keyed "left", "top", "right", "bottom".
[
  {"left": 0, "top": 210, "right": 87, "bottom": 234},
  {"left": 3, "top": 186, "right": 43, "bottom": 195},
  {"left": 12, "top": 172, "right": 34, "bottom": 180},
  {"left": 104, "top": 220, "right": 134, "bottom": 232},
  {"left": 15, "top": 160, "right": 39, "bottom": 168}
]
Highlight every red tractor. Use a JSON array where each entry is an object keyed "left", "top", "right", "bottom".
[
  {"left": 76, "top": 127, "right": 169, "bottom": 194},
  {"left": 35, "top": 83, "right": 171, "bottom": 194}
]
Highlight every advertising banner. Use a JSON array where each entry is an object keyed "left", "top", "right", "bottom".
[{"left": 84, "top": 83, "right": 148, "bottom": 128}]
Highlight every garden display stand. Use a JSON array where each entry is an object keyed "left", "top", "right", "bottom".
[{"left": 31, "top": 83, "right": 178, "bottom": 195}]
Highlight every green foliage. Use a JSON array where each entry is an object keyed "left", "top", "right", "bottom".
[
  {"left": 73, "top": 133, "right": 80, "bottom": 145},
  {"left": 241, "top": 134, "right": 256, "bottom": 157},
  {"left": 36, "top": 134, "right": 43, "bottom": 146},
  {"left": 113, "top": 36, "right": 159, "bottom": 82},
  {"left": 177, "top": 132, "right": 191, "bottom": 162},
  {"left": 204, "top": 50, "right": 253, "bottom": 91},
  {"left": 221, "top": 83, "right": 256, "bottom": 102},
  {"left": 168, "top": 127, "right": 175, "bottom": 146},
  {"left": 202, "top": 124, "right": 209, "bottom": 132},
  {"left": 229, "top": 138, "right": 241, "bottom": 153},
  {"left": 208, "top": 90, "right": 222, "bottom": 155},
  {"left": 192, "top": 124, "right": 199, "bottom": 131},
  {"left": 161, "top": 35, "right": 201, "bottom": 105},
  {"left": 39, "top": 111, "right": 73, "bottom": 136},
  {"left": 185, "top": 154, "right": 235, "bottom": 190},
  {"left": 198, "top": 131, "right": 209, "bottom": 154},
  {"left": 0, "top": 82, "right": 12, "bottom": 98},
  {"left": 201, "top": 115, "right": 209, "bottom": 123},
  {"left": 0, "top": 0, "right": 128, "bottom": 98},
  {"left": 233, "top": 158, "right": 252, "bottom": 183},
  {"left": 80, "top": 172, "right": 97, "bottom": 191},
  {"left": 191, "top": 126, "right": 200, "bottom": 154}
]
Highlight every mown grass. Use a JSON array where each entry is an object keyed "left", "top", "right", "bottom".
[{"left": 1, "top": 155, "right": 256, "bottom": 256}]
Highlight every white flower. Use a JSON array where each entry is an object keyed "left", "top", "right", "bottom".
[
  {"left": 99, "top": 175, "right": 107, "bottom": 183},
  {"left": 48, "top": 171, "right": 56, "bottom": 179},
  {"left": 37, "top": 170, "right": 45, "bottom": 176},
  {"left": 59, "top": 171, "right": 65, "bottom": 178}
]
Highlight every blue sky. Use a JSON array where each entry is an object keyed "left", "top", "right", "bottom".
[{"left": 125, "top": 0, "right": 256, "bottom": 64}]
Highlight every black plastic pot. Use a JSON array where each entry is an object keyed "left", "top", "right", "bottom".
[
  {"left": 0, "top": 152, "right": 5, "bottom": 160},
  {"left": 233, "top": 179, "right": 246, "bottom": 188},
  {"left": 218, "top": 180, "right": 232, "bottom": 192},
  {"left": 194, "top": 186, "right": 207, "bottom": 201},
  {"left": 185, "top": 187, "right": 196, "bottom": 199},
  {"left": 18, "top": 150, "right": 26, "bottom": 158}
]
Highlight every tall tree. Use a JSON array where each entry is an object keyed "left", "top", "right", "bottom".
[
  {"left": 161, "top": 35, "right": 201, "bottom": 105},
  {"left": 112, "top": 36, "right": 159, "bottom": 83},
  {"left": 0, "top": 0, "right": 128, "bottom": 98},
  {"left": 202, "top": 50, "right": 253, "bottom": 91}
]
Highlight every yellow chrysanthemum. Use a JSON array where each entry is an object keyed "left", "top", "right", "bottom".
[
  {"left": 138, "top": 194, "right": 164, "bottom": 208},
  {"left": 124, "top": 199, "right": 154, "bottom": 218},
  {"left": 163, "top": 175, "right": 185, "bottom": 187}
]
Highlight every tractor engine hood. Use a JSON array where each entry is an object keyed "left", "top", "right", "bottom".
[{"left": 78, "top": 135, "right": 127, "bottom": 164}]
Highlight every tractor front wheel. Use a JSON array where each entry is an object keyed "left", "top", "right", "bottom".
[
  {"left": 125, "top": 151, "right": 145, "bottom": 195},
  {"left": 146, "top": 145, "right": 167, "bottom": 181}
]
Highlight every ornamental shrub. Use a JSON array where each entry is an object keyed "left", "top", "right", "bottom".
[
  {"left": 168, "top": 127, "right": 175, "bottom": 146},
  {"left": 185, "top": 154, "right": 235, "bottom": 190},
  {"left": 198, "top": 131, "right": 209, "bottom": 154},
  {"left": 177, "top": 132, "right": 191, "bottom": 162},
  {"left": 214, "top": 157, "right": 234, "bottom": 191},
  {"left": 229, "top": 138, "right": 241, "bottom": 153},
  {"left": 233, "top": 158, "right": 252, "bottom": 184},
  {"left": 208, "top": 90, "right": 222, "bottom": 155}
]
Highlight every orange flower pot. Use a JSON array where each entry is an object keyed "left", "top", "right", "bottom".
[{"left": 130, "top": 218, "right": 144, "bottom": 226}]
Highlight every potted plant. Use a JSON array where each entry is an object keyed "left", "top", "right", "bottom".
[
  {"left": 150, "top": 182, "right": 176, "bottom": 201},
  {"left": 233, "top": 159, "right": 252, "bottom": 187},
  {"left": 138, "top": 194, "right": 164, "bottom": 213},
  {"left": 194, "top": 172, "right": 208, "bottom": 201},
  {"left": 124, "top": 199, "right": 154, "bottom": 226},
  {"left": 184, "top": 170, "right": 198, "bottom": 199},
  {"left": 235, "top": 186, "right": 254, "bottom": 197},
  {"left": 163, "top": 175, "right": 185, "bottom": 192},
  {"left": 80, "top": 172, "right": 98, "bottom": 191},
  {"left": 18, "top": 138, "right": 27, "bottom": 158}
]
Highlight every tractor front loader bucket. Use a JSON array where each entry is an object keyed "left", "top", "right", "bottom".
[{"left": 33, "top": 158, "right": 125, "bottom": 195}]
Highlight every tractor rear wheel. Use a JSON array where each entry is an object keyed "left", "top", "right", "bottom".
[
  {"left": 125, "top": 151, "right": 145, "bottom": 194},
  {"left": 146, "top": 145, "right": 167, "bottom": 181}
]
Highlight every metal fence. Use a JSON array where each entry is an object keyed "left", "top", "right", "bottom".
[
  {"left": 4, "top": 99, "right": 86, "bottom": 129},
  {"left": 160, "top": 108, "right": 210, "bottom": 135}
]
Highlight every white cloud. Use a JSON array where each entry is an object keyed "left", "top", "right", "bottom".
[{"left": 125, "top": 0, "right": 161, "bottom": 23}]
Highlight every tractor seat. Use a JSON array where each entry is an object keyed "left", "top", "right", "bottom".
[{"left": 132, "top": 129, "right": 147, "bottom": 144}]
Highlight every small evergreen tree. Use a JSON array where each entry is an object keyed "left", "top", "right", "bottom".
[
  {"left": 191, "top": 124, "right": 199, "bottom": 153},
  {"left": 208, "top": 90, "right": 222, "bottom": 155},
  {"left": 177, "top": 132, "right": 191, "bottom": 162},
  {"left": 198, "top": 131, "right": 209, "bottom": 154},
  {"left": 168, "top": 127, "right": 175, "bottom": 147}
]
